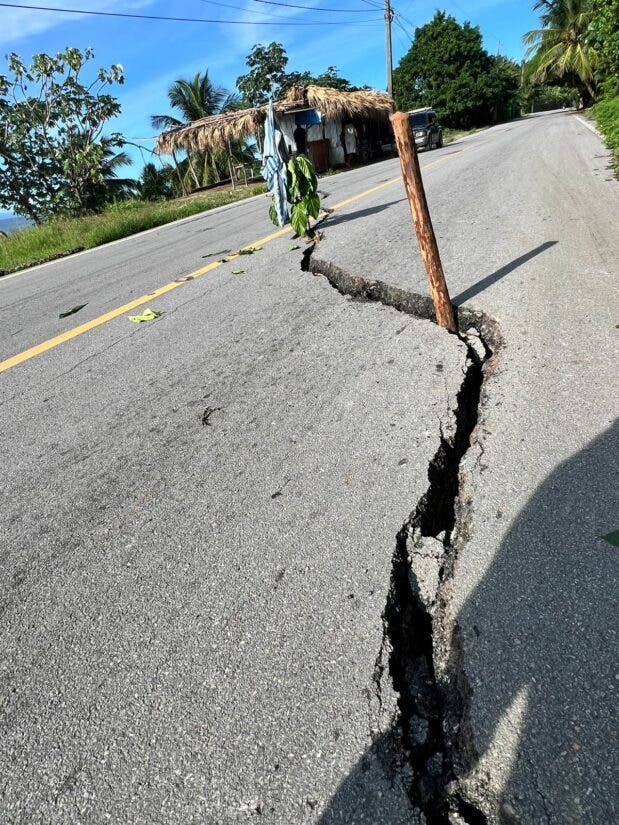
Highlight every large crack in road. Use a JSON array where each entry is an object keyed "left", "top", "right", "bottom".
[{"left": 303, "top": 252, "right": 504, "bottom": 824}]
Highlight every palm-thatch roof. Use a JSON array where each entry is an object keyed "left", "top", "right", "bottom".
[{"left": 155, "top": 85, "right": 394, "bottom": 155}]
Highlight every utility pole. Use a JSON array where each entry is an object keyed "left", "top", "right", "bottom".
[{"left": 385, "top": 0, "right": 394, "bottom": 99}]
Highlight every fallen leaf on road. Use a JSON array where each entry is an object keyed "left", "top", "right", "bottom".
[
  {"left": 231, "top": 269, "right": 245, "bottom": 275},
  {"left": 128, "top": 308, "right": 162, "bottom": 323},
  {"left": 218, "top": 257, "right": 229, "bottom": 263},
  {"left": 202, "top": 406, "right": 222, "bottom": 426},
  {"left": 288, "top": 244, "right": 300, "bottom": 251},
  {"left": 59, "top": 304, "right": 87, "bottom": 319},
  {"left": 236, "top": 246, "right": 262, "bottom": 255}
]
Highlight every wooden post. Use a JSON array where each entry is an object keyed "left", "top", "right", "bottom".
[{"left": 390, "top": 111, "right": 457, "bottom": 332}]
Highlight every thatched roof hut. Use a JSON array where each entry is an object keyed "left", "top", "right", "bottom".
[{"left": 155, "top": 85, "right": 394, "bottom": 156}]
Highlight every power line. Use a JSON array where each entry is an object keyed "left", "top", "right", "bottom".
[
  {"left": 394, "top": 8, "right": 413, "bottom": 28},
  {"left": 197, "top": 0, "right": 326, "bottom": 21},
  {"left": 0, "top": 2, "right": 383, "bottom": 25},
  {"left": 198, "top": 0, "right": 378, "bottom": 15},
  {"left": 249, "top": 0, "right": 377, "bottom": 11},
  {"left": 442, "top": 0, "right": 502, "bottom": 46},
  {"left": 393, "top": 12, "right": 411, "bottom": 41},
  {"left": 392, "top": 23, "right": 409, "bottom": 54}
]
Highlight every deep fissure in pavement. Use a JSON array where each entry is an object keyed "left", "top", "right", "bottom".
[
  {"left": 304, "top": 254, "right": 503, "bottom": 824},
  {"left": 383, "top": 348, "right": 488, "bottom": 824}
]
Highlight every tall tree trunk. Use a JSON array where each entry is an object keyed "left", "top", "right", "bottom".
[
  {"left": 186, "top": 153, "right": 201, "bottom": 189},
  {"left": 16, "top": 197, "right": 42, "bottom": 226},
  {"left": 171, "top": 150, "right": 188, "bottom": 197}
]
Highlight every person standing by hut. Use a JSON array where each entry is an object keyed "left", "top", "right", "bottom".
[
  {"left": 343, "top": 123, "right": 359, "bottom": 165},
  {"left": 293, "top": 123, "right": 307, "bottom": 156}
]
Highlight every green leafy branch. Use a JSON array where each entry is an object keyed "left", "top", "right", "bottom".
[{"left": 268, "top": 153, "right": 320, "bottom": 236}]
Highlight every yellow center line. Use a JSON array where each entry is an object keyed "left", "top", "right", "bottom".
[{"left": 0, "top": 133, "right": 497, "bottom": 375}]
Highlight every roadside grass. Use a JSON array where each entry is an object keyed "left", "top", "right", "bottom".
[
  {"left": 591, "top": 94, "right": 619, "bottom": 170},
  {"left": 443, "top": 127, "right": 481, "bottom": 144},
  {"left": 0, "top": 183, "right": 267, "bottom": 275},
  {"left": 2, "top": 128, "right": 484, "bottom": 276}
]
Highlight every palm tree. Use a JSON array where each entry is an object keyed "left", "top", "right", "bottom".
[
  {"left": 67, "top": 134, "right": 136, "bottom": 212},
  {"left": 151, "top": 72, "right": 247, "bottom": 190},
  {"left": 137, "top": 162, "right": 174, "bottom": 201},
  {"left": 100, "top": 141, "right": 136, "bottom": 199},
  {"left": 523, "top": 0, "right": 599, "bottom": 102}
]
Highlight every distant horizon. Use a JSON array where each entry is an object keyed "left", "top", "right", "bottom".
[{"left": 0, "top": 214, "right": 31, "bottom": 230}]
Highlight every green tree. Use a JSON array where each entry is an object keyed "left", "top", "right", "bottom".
[
  {"left": 303, "top": 66, "right": 353, "bottom": 92},
  {"left": 523, "top": 0, "right": 599, "bottom": 101},
  {"left": 236, "top": 42, "right": 289, "bottom": 106},
  {"left": 524, "top": 81, "right": 579, "bottom": 110},
  {"left": 393, "top": 12, "right": 518, "bottom": 128},
  {"left": 588, "top": 0, "right": 619, "bottom": 88},
  {"left": 67, "top": 133, "right": 136, "bottom": 211},
  {"left": 151, "top": 72, "right": 238, "bottom": 131},
  {"left": 151, "top": 71, "right": 246, "bottom": 190},
  {"left": 0, "top": 48, "right": 125, "bottom": 223},
  {"left": 138, "top": 161, "right": 174, "bottom": 201},
  {"left": 236, "top": 43, "right": 356, "bottom": 105},
  {"left": 492, "top": 56, "right": 524, "bottom": 120}
]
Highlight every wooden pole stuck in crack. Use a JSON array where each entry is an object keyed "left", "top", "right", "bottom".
[{"left": 390, "top": 112, "right": 457, "bottom": 333}]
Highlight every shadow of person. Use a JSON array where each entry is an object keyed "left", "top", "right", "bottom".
[
  {"left": 451, "top": 420, "right": 618, "bottom": 823},
  {"left": 317, "top": 729, "right": 418, "bottom": 825},
  {"left": 319, "top": 422, "right": 617, "bottom": 824}
]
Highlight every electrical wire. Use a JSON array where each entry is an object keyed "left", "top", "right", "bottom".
[
  {"left": 197, "top": 0, "right": 313, "bottom": 21},
  {"left": 393, "top": 13, "right": 412, "bottom": 42},
  {"left": 198, "top": 0, "right": 377, "bottom": 20},
  {"left": 249, "top": 0, "right": 378, "bottom": 12},
  {"left": 0, "top": 2, "right": 383, "bottom": 25}
]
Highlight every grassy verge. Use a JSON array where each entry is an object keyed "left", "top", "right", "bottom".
[
  {"left": 0, "top": 183, "right": 267, "bottom": 275},
  {"left": 591, "top": 94, "right": 619, "bottom": 169},
  {"left": 443, "top": 127, "right": 481, "bottom": 144}
]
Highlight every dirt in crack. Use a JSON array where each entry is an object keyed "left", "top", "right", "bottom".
[{"left": 385, "top": 348, "right": 488, "bottom": 824}]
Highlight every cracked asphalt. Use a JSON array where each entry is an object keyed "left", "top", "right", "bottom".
[
  {"left": 0, "top": 140, "right": 475, "bottom": 823},
  {"left": 312, "top": 110, "right": 619, "bottom": 823},
  {"left": 1, "top": 110, "right": 617, "bottom": 824}
]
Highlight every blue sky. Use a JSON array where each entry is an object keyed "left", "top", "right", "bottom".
[{"left": 0, "top": 0, "right": 539, "bottom": 183}]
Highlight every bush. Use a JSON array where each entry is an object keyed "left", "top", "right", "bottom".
[{"left": 592, "top": 94, "right": 619, "bottom": 167}]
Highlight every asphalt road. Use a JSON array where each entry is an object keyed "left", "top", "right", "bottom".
[
  {"left": 1, "top": 111, "right": 617, "bottom": 824},
  {"left": 311, "top": 110, "right": 619, "bottom": 823}
]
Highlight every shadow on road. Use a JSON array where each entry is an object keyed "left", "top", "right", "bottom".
[
  {"left": 317, "top": 729, "right": 414, "bottom": 825},
  {"left": 448, "top": 419, "right": 618, "bottom": 821},
  {"left": 318, "top": 421, "right": 618, "bottom": 823},
  {"left": 452, "top": 241, "right": 558, "bottom": 305},
  {"left": 324, "top": 200, "right": 405, "bottom": 227}
]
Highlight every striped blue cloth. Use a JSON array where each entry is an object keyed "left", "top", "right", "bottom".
[{"left": 261, "top": 100, "right": 289, "bottom": 227}]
